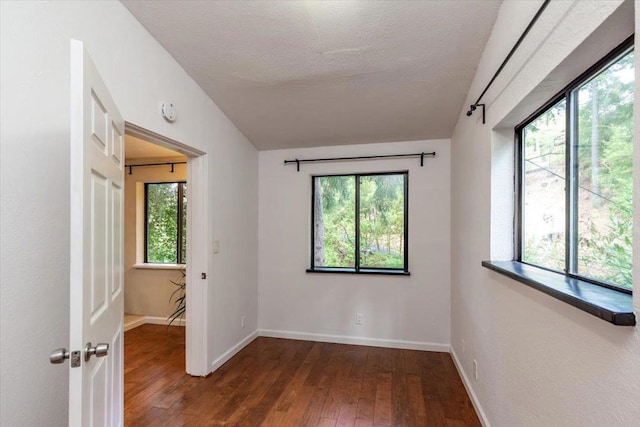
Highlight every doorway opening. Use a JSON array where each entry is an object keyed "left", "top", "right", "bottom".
[
  {"left": 122, "top": 132, "right": 187, "bottom": 330},
  {"left": 123, "top": 123, "right": 209, "bottom": 378}
]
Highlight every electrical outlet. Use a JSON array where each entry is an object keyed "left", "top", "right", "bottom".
[
  {"left": 473, "top": 359, "right": 478, "bottom": 381},
  {"left": 355, "top": 313, "right": 364, "bottom": 325},
  {"left": 241, "top": 315, "right": 246, "bottom": 329}
]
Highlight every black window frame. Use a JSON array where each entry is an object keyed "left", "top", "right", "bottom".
[
  {"left": 308, "top": 171, "right": 409, "bottom": 275},
  {"left": 514, "top": 36, "right": 634, "bottom": 295},
  {"left": 144, "top": 181, "right": 187, "bottom": 264}
]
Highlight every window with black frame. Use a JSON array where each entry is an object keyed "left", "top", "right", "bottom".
[
  {"left": 517, "top": 39, "right": 633, "bottom": 292},
  {"left": 145, "top": 182, "right": 187, "bottom": 264},
  {"left": 309, "top": 172, "right": 408, "bottom": 274}
]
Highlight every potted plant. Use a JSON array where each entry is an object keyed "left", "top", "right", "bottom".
[{"left": 167, "top": 269, "right": 186, "bottom": 327}]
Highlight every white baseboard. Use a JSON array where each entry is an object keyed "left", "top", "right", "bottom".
[
  {"left": 124, "top": 315, "right": 185, "bottom": 331},
  {"left": 210, "top": 330, "right": 259, "bottom": 373},
  {"left": 123, "top": 317, "right": 147, "bottom": 332},
  {"left": 145, "top": 316, "right": 186, "bottom": 327},
  {"left": 450, "top": 347, "right": 491, "bottom": 427},
  {"left": 258, "top": 329, "right": 449, "bottom": 352}
]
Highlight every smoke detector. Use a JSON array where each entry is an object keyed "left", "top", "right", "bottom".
[{"left": 161, "top": 102, "right": 177, "bottom": 122}]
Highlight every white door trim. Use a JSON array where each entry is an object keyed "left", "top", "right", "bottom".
[
  {"left": 124, "top": 122, "right": 209, "bottom": 377},
  {"left": 185, "top": 154, "right": 208, "bottom": 376},
  {"left": 125, "top": 122, "right": 205, "bottom": 158}
]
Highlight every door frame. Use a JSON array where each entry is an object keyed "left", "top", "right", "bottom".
[{"left": 125, "top": 122, "right": 209, "bottom": 376}]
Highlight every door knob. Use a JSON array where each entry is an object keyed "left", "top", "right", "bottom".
[
  {"left": 50, "top": 348, "right": 70, "bottom": 364},
  {"left": 84, "top": 342, "right": 109, "bottom": 362}
]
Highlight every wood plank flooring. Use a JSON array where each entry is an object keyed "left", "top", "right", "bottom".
[{"left": 125, "top": 325, "right": 480, "bottom": 426}]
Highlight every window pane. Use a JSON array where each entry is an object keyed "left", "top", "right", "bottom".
[
  {"left": 359, "top": 174, "right": 405, "bottom": 269},
  {"left": 181, "top": 183, "right": 187, "bottom": 264},
  {"left": 522, "top": 99, "right": 566, "bottom": 272},
  {"left": 575, "top": 50, "right": 633, "bottom": 289},
  {"left": 313, "top": 176, "right": 355, "bottom": 268},
  {"left": 147, "top": 183, "right": 178, "bottom": 263}
]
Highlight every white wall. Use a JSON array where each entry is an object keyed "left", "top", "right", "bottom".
[
  {"left": 259, "top": 139, "right": 451, "bottom": 350},
  {"left": 450, "top": 1, "right": 640, "bottom": 426},
  {"left": 124, "top": 161, "right": 187, "bottom": 318},
  {"left": 0, "top": 2, "right": 258, "bottom": 426}
]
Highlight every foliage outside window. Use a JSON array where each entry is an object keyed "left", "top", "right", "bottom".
[
  {"left": 145, "top": 182, "right": 187, "bottom": 264},
  {"left": 310, "top": 172, "right": 408, "bottom": 273},
  {"left": 518, "top": 42, "right": 633, "bottom": 291}
]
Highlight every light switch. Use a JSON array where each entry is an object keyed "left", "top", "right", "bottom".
[{"left": 213, "top": 240, "right": 220, "bottom": 254}]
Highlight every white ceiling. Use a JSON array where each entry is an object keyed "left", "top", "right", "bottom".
[
  {"left": 125, "top": 134, "right": 186, "bottom": 161},
  {"left": 123, "top": 0, "right": 501, "bottom": 150}
]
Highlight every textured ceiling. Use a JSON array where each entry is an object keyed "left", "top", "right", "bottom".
[{"left": 123, "top": 0, "right": 501, "bottom": 150}]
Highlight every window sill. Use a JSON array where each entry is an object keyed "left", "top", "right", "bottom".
[
  {"left": 133, "top": 263, "right": 186, "bottom": 270},
  {"left": 482, "top": 261, "right": 635, "bottom": 326},
  {"left": 306, "top": 268, "right": 410, "bottom": 276}
]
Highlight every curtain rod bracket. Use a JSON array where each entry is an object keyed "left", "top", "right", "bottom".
[{"left": 466, "top": 103, "right": 485, "bottom": 124}]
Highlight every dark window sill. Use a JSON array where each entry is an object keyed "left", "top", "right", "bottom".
[
  {"left": 306, "top": 268, "right": 410, "bottom": 276},
  {"left": 482, "top": 261, "right": 635, "bottom": 326}
]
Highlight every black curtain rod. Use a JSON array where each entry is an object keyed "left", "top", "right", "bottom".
[
  {"left": 467, "top": 0, "right": 551, "bottom": 124},
  {"left": 124, "top": 161, "right": 187, "bottom": 175},
  {"left": 284, "top": 152, "right": 436, "bottom": 171}
]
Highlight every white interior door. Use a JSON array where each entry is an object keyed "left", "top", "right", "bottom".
[{"left": 69, "top": 39, "right": 124, "bottom": 427}]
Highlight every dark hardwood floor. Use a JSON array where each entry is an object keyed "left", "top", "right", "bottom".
[{"left": 125, "top": 324, "right": 480, "bottom": 426}]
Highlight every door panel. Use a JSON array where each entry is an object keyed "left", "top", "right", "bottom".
[
  {"left": 111, "top": 123, "right": 123, "bottom": 165},
  {"left": 91, "top": 92, "right": 108, "bottom": 151},
  {"left": 90, "top": 171, "right": 108, "bottom": 320},
  {"left": 90, "top": 358, "right": 108, "bottom": 427},
  {"left": 111, "top": 182, "right": 123, "bottom": 299},
  {"left": 110, "top": 326, "right": 123, "bottom": 427},
  {"left": 70, "top": 39, "right": 124, "bottom": 427}
]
